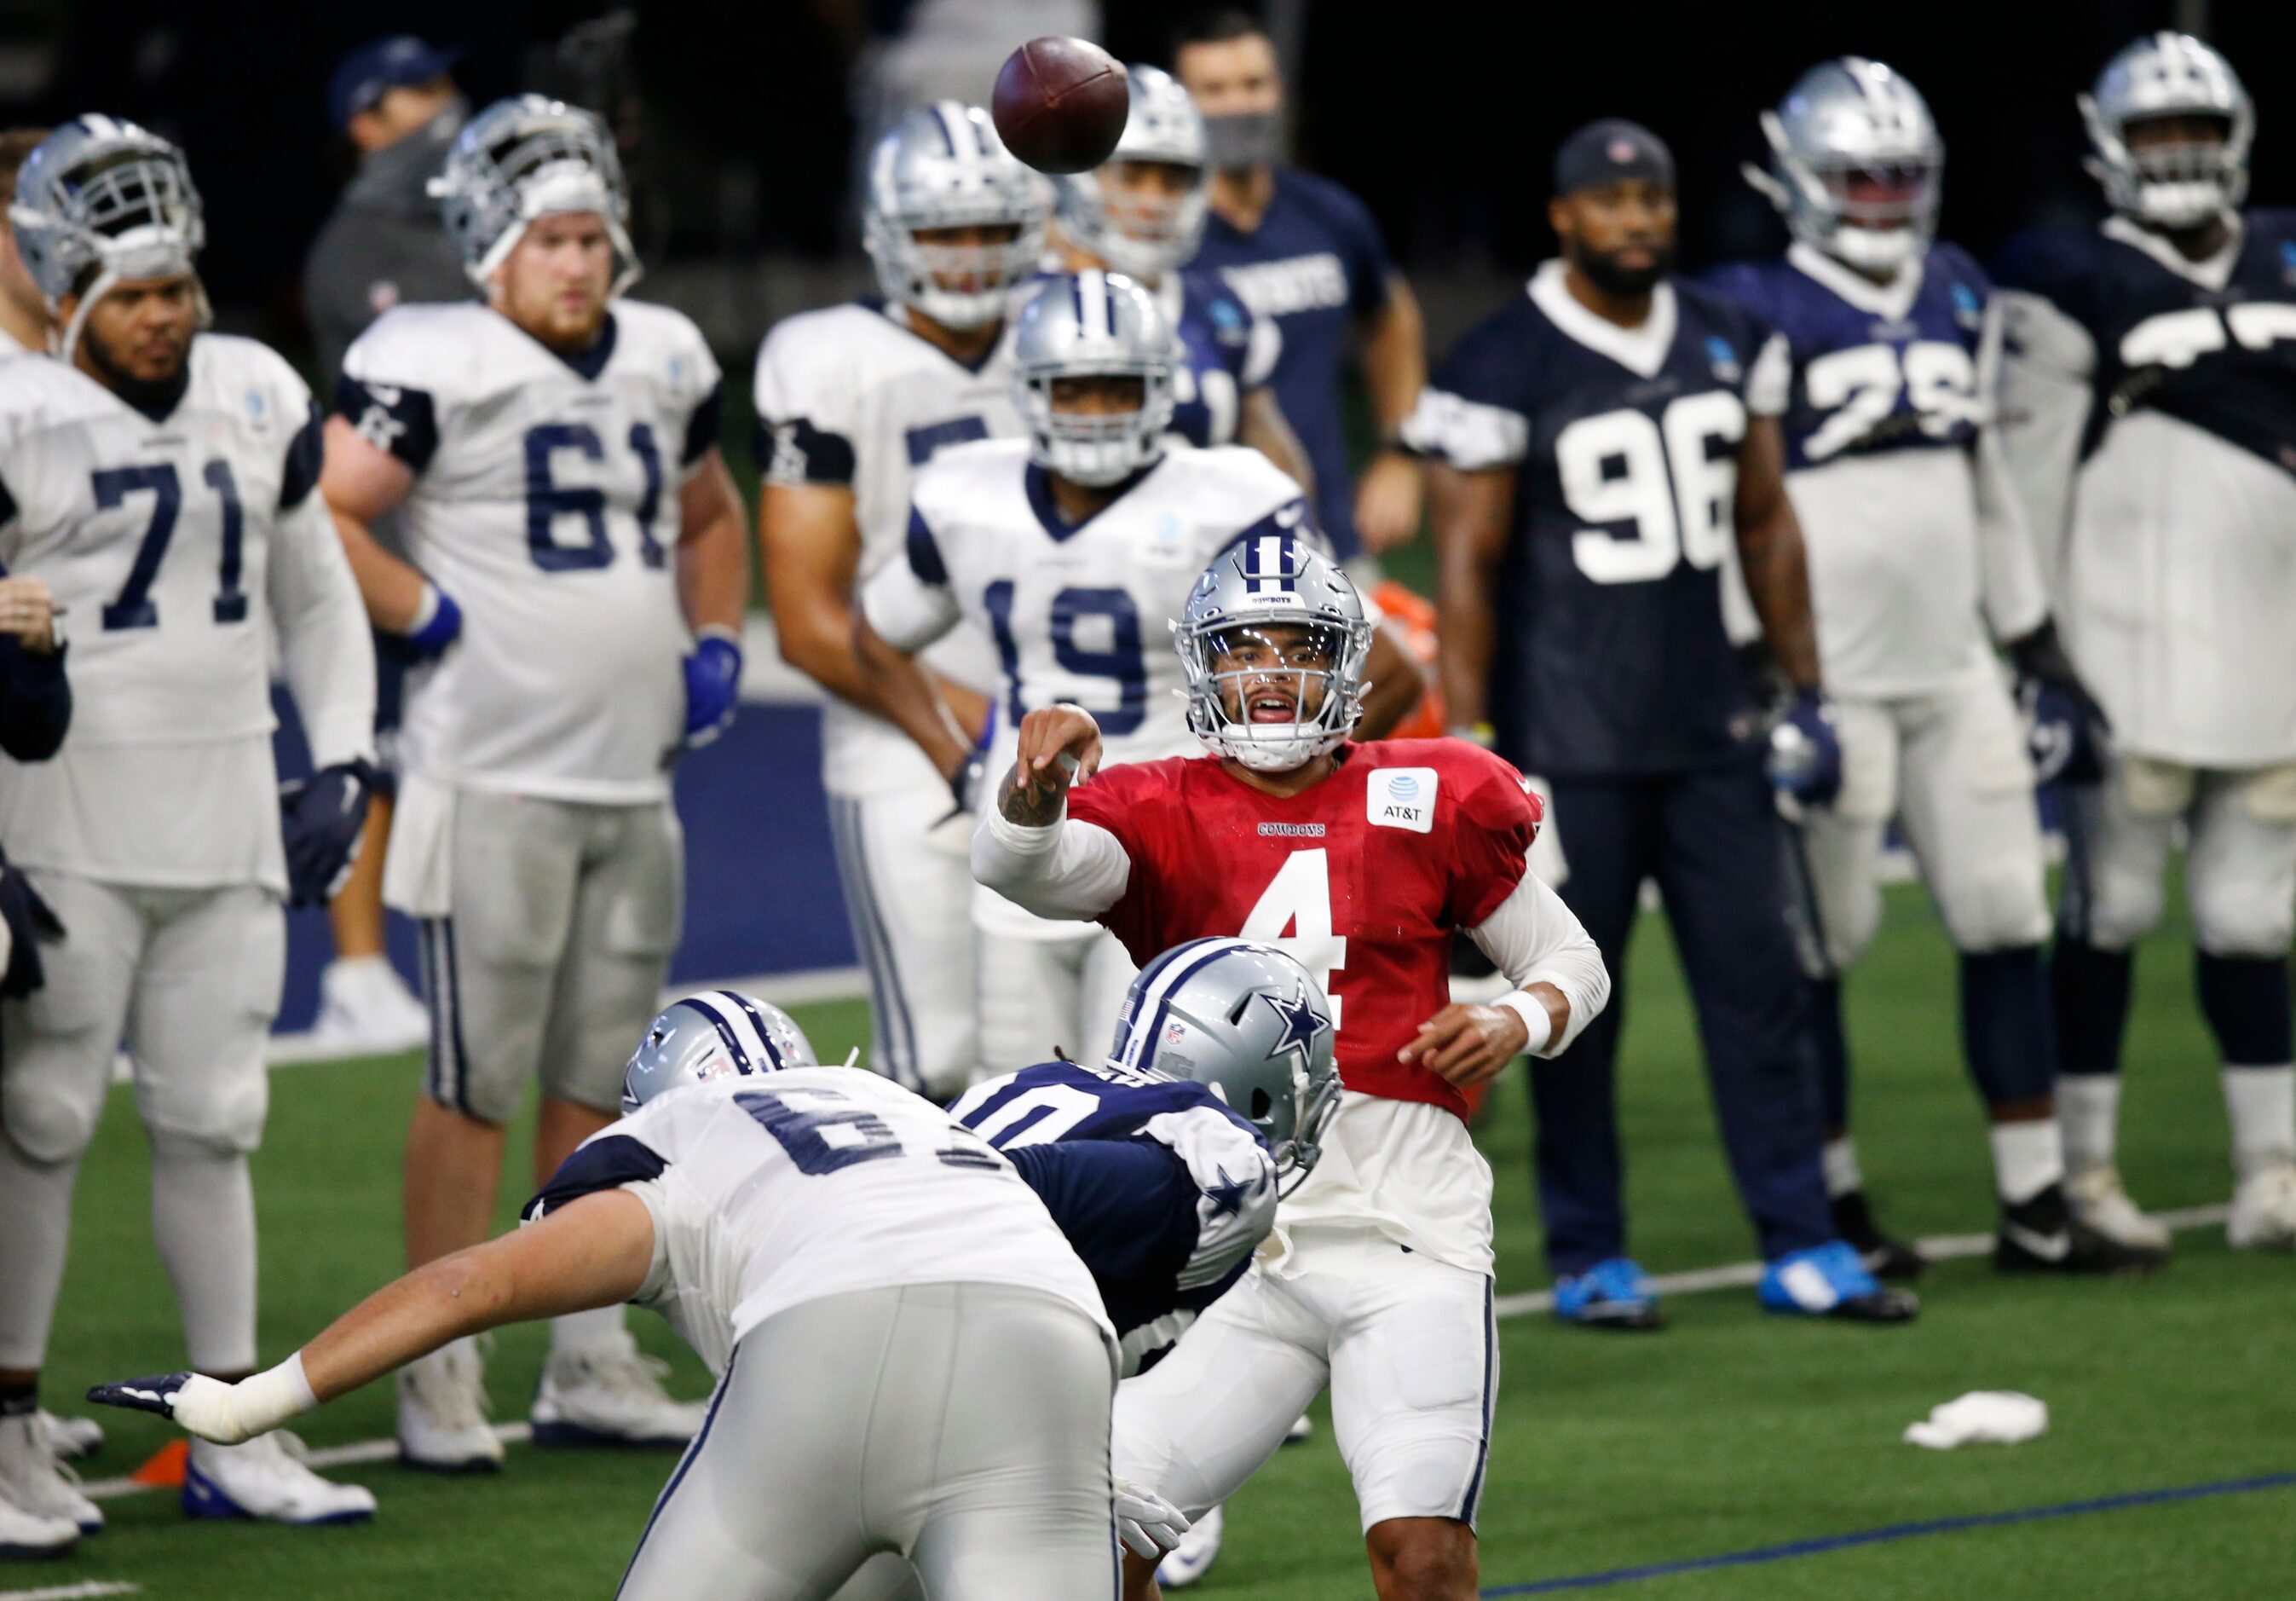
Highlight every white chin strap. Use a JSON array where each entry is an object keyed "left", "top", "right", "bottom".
[
  {"left": 1828, "top": 224, "right": 1918, "bottom": 274},
  {"left": 2135, "top": 180, "right": 2229, "bottom": 230}
]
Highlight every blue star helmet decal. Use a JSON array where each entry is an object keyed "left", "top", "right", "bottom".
[{"left": 1260, "top": 981, "right": 1330, "bottom": 1062}]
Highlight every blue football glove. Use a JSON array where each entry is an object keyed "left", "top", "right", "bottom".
[
  {"left": 1768, "top": 688, "right": 1843, "bottom": 809},
  {"left": 940, "top": 700, "right": 1001, "bottom": 819},
  {"left": 279, "top": 759, "right": 378, "bottom": 908},
  {"left": 381, "top": 583, "right": 461, "bottom": 666},
  {"left": 2011, "top": 623, "right": 2109, "bottom": 785},
  {"left": 683, "top": 630, "right": 742, "bottom": 748},
  {"left": 0, "top": 847, "right": 63, "bottom": 999}
]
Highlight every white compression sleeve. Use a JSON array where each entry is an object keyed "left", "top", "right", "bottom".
[
  {"left": 970, "top": 802, "right": 1132, "bottom": 922},
  {"left": 1465, "top": 870, "right": 1612, "bottom": 1057}
]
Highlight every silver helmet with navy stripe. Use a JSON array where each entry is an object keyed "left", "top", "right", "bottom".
[
  {"left": 1748, "top": 58, "right": 1941, "bottom": 275},
  {"left": 1054, "top": 65, "right": 1209, "bottom": 283},
  {"left": 2080, "top": 32, "right": 2251, "bottom": 230},
  {"left": 620, "top": 991, "right": 818, "bottom": 1113},
  {"left": 1109, "top": 939, "right": 1339, "bottom": 1195},
  {"left": 1013, "top": 269, "right": 1178, "bottom": 486},
  {"left": 1178, "top": 532, "right": 1371, "bottom": 772},
  {"left": 863, "top": 101, "right": 1047, "bottom": 331},
  {"left": 9, "top": 114, "right": 207, "bottom": 360},
  {"left": 430, "top": 95, "right": 640, "bottom": 295}
]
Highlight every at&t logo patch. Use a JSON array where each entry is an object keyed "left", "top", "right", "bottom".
[{"left": 1368, "top": 767, "right": 1437, "bottom": 833}]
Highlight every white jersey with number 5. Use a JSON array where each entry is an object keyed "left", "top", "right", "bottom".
[
  {"left": 525, "top": 1070, "right": 1110, "bottom": 1375},
  {"left": 0, "top": 337, "right": 374, "bottom": 888},
  {"left": 752, "top": 302, "right": 1019, "bottom": 799},
  {"left": 337, "top": 300, "right": 722, "bottom": 801}
]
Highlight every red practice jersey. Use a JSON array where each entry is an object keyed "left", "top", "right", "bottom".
[{"left": 1067, "top": 738, "right": 1541, "bottom": 1119}]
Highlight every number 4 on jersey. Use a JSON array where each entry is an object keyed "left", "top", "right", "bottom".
[{"left": 1240, "top": 848, "right": 1347, "bottom": 1028}]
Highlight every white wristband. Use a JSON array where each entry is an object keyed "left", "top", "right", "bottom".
[{"left": 1493, "top": 990, "right": 1555, "bottom": 1057}]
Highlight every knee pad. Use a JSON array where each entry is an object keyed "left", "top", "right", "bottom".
[
  {"left": 1941, "top": 862, "right": 2051, "bottom": 953},
  {"left": 2191, "top": 873, "right": 2296, "bottom": 957},
  {"left": 2074, "top": 862, "right": 2166, "bottom": 951},
  {"left": 140, "top": 1066, "right": 268, "bottom": 1156},
  {"left": 2, "top": 1069, "right": 104, "bottom": 1165}
]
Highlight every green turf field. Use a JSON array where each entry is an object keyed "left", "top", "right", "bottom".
[{"left": 23, "top": 880, "right": 2295, "bottom": 1600}]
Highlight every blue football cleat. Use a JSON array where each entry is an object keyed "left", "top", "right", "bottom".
[
  {"left": 1758, "top": 1240, "right": 1919, "bottom": 1322},
  {"left": 1553, "top": 1257, "right": 1662, "bottom": 1331}
]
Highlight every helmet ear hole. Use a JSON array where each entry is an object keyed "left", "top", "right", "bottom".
[{"left": 1249, "top": 1088, "right": 1272, "bottom": 1119}]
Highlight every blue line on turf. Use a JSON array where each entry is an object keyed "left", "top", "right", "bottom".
[{"left": 1481, "top": 1471, "right": 2296, "bottom": 1595}]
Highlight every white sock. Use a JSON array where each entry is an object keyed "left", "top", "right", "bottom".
[
  {"left": 550, "top": 1306, "right": 632, "bottom": 1360},
  {"left": 2223, "top": 1064, "right": 2296, "bottom": 1180},
  {"left": 1821, "top": 1136, "right": 1863, "bottom": 1199},
  {"left": 150, "top": 1132, "right": 257, "bottom": 1375},
  {"left": 0, "top": 1138, "right": 78, "bottom": 1370},
  {"left": 2055, "top": 1074, "right": 2121, "bottom": 1175},
  {"left": 1992, "top": 1118, "right": 2065, "bottom": 1207}
]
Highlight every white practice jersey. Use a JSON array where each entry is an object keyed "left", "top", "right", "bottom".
[
  {"left": 1996, "top": 213, "right": 2296, "bottom": 766},
  {"left": 753, "top": 299, "right": 1018, "bottom": 798},
  {"left": 338, "top": 301, "right": 721, "bottom": 801},
  {"left": 526, "top": 1070, "right": 1110, "bottom": 1376},
  {"left": 0, "top": 338, "right": 374, "bottom": 889},
  {"left": 0, "top": 325, "right": 33, "bottom": 361}
]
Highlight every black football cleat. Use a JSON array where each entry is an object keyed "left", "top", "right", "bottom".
[
  {"left": 1831, "top": 1188, "right": 1927, "bottom": 1281},
  {"left": 1994, "top": 1184, "right": 2167, "bottom": 1275}
]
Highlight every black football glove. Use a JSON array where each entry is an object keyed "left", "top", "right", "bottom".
[
  {"left": 0, "top": 849, "right": 64, "bottom": 998},
  {"left": 2010, "top": 622, "right": 2109, "bottom": 786},
  {"left": 279, "top": 759, "right": 380, "bottom": 908}
]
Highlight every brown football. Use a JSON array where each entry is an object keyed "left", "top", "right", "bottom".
[{"left": 991, "top": 36, "right": 1130, "bottom": 175}]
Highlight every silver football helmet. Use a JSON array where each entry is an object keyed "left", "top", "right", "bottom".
[
  {"left": 2080, "top": 32, "right": 2251, "bottom": 230},
  {"left": 9, "top": 114, "right": 207, "bottom": 360},
  {"left": 430, "top": 94, "right": 639, "bottom": 294},
  {"left": 1054, "top": 65, "right": 1209, "bottom": 283},
  {"left": 620, "top": 990, "right": 817, "bottom": 1113},
  {"left": 1013, "top": 269, "right": 1178, "bottom": 487},
  {"left": 1747, "top": 58, "right": 1941, "bottom": 275},
  {"left": 1108, "top": 939, "right": 1340, "bottom": 1195},
  {"left": 1178, "top": 533, "right": 1371, "bottom": 772},
  {"left": 862, "top": 101, "right": 1047, "bottom": 332}
]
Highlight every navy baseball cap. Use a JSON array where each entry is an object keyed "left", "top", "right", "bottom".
[
  {"left": 1553, "top": 118, "right": 1676, "bottom": 197},
  {"left": 329, "top": 36, "right": 461, "bottom": 131}
]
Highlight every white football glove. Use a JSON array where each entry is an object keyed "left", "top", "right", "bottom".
[
  {"left": 1113, "top": 1477, "right": 1192, "bottom": 1558},
  {"left": 86, "top": 1354, "right": 316, "bottom": 1445}
]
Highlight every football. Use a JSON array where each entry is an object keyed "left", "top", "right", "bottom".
[{"left": 990, "top": 36, "right": 1130, "bottom": 174}]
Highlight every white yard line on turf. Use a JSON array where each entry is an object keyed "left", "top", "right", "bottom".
[
  {"left": 0, "top": 1582, "right": 143, "bottom": 1600},
  {"left": 1491, "top": 1205, "right": 2231, "bottom": 1318},
  {"left": 72, "top": 1206, "right": 2236, "bottom": 1503}
]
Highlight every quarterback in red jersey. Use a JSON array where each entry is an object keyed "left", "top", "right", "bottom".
[{"left": 973, "top": 533, "right": 1609, "bottom": 1601}]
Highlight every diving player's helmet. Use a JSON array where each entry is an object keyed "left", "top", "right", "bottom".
[
  {"left": 862, "top": 101, "right": 1047, "bottom": 332},
  {"left": 9, "top": 115, "right": 207, "bottom": 361},
  {"left": 1054, "top": 65, "right": 1210, "bottom": 283},
  {"left": 1012, "top": 269, "right": 1178, "bottom": 487},
  {"left": 430, "top": 94, "right": 641, "bottom": 294},
  {"left": 1177, "top": 532, "right": 1372, "bottom": 773},
  {"left": 1108, "top": 939, "right": 1341, "bottom": 1196},
  {"left": 2080, "top": 32, "right": 2251, "bottom": 231},
  {"left": 1748, "top": 57, "right": 1941, "bottom": 276},
  {"left": 620, "top": 991, "right": 818, "bottom": 1113}
]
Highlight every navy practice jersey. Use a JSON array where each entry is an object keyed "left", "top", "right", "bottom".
[
  {"left": 1168, "top": 267, "right": 1277, "bottom": 449},
  {"left": 1406, "top": 262, "right": 1788, "bottom": 775},
  {"left": 1994, "top": 210, "right": 2296, "bottom": 473},
  {"left": 1702, "top": 242, "right": 1989, "bottom": 471},
  {"left": 1194, "top": 168, "right": 1394, "bottom": 556},
  {"left": 948, "top": 1059, "right": 1274, "bottom": 1373}
]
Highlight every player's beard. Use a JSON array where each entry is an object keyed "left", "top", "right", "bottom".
[
  {"left": 1576, "top": 240, "right": 1676, "bottom": 298},
  {"left": 81, "top": 319, "right": 191, "bottom": 416}
]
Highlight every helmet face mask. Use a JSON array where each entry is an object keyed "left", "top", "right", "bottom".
[
  {"left": 1106, "top": 939, "right": 1340, "bottom": 1195},
  {"left": 2080, "top": 32, "right": 2251, "bottom": 232},
  {"left": 1055, "top": 66, "right": 1210, "bottom": 283},
  {"left": 1178, "top": 537, "right": 1370, "bottom": 772},
  {"left": 1013, "top": 270, "right": 1177, "bottom": 486},
  {"left": 863, "top": 102, "right": 1047, "bottom": 332},
  {"left": 431, "top": 95, "right": 640, "bottom": 299},
  {"left": 1751, "top": 59, "right": 1941, "bottom": 277},
  {"left": 620, "top": 991, "right": 818, "bottom": 1113}
]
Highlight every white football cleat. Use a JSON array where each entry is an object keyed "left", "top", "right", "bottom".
[
  {"left": 529, "top": 1339, "right": 705, "bottom": 1448},
  {"left": 1157, "top": 1503, "right": 1223, "bottom": 1590},
  {"left": 397, "top": 1338, "right": 504, "bottom": 1472},
  {"left": 311, "top": 956, "right": 430, "bottom": 1056},
  {"left": 0, "top": 1488, "right": 77, "bottom": 1560},
  {"left": 183, "top": 1433, "right": 376, "bottom": 1524},
  {"left": 2065, "top": 1165, "right": 2172, "bottom": 1253},
  {"left": 1284, "top": 1413, "right": 1314, "bottom": 1443},
  {"left": 0, "top": 1413, "right": 100, "bottom": 1533},
  {"left": 2228, "top": 1161, "right": 2296, "bottom": 1251},
  {"left": 36, "top": 1412, "right": 101, "bottom": 1461}
]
